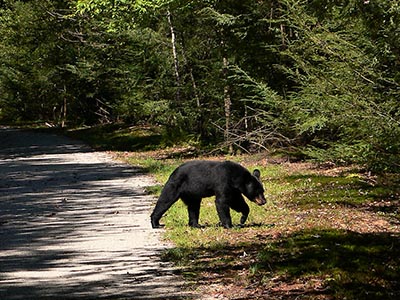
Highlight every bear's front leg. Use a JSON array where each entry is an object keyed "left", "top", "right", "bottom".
[
  {"left": 215, "top": 197, "right": 233, "bottom": 228},
  {"left": 239, "top": 213, "right": 248, "bottom": 227},
  {"left": 230, "top": 193, "right": 250, "bottom": 228},
  {"left": 150, "top": 182, "right": 182, "bottom": 229}
]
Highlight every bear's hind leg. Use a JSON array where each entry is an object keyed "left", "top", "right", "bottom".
[{"left": 182, "top": 196, "right": 202, "bottom": 228}]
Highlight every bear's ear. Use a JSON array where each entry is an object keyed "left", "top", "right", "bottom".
[{"left": 253, "top": 169, "right": 261, "bottom": 179}]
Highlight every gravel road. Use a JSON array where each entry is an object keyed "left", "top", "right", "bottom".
[{"left": 0, "top": 128, "right": 191, "bottom": 300}]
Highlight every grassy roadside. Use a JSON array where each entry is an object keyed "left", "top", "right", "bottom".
[
  {"left": 54, "top": 125, "right": 400, "bottom": 299},
  {"left": 123, "top": 152, "right": 400, "bottom": 300}
]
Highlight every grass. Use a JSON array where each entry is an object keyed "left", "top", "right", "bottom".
[
  {"left": 50, "top": 124, "right": 400, "bottom": 299},
  {"left": 138, "top": 158, "right": 400, "bottom": 299}
]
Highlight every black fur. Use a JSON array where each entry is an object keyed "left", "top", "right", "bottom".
[{"left": 150, "top": 160, "right": 266, "bottom": 228}]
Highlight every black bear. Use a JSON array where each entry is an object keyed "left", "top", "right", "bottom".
[{"left": 150, "top": 160, "right": 266, "bottom": 229}]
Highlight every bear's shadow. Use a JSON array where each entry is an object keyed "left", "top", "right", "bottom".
[{"left": 194, "top": 222, "right": 275, "bottom": 229}]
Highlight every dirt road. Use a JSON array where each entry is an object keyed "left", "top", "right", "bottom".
[{"left": 0, "top": 128, "right": 190, "bottom": 299}]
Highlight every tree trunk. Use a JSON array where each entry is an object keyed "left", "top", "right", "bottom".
[
  {"left": 167, "top": 9, "right": 180, "bottom": 102},
  {"left": 61, "top": 84, "right": 67, "bottom": 128},
  {"left": 223, "top": 56, "right": 233, "bottom": 153},
  {"left": 180, "top": 38, "right": 200, "bottom": 107},
  {"left": 180, "top": 33, "right": 204, "bottom": 135},
  {"left": 188, "top": 64, "right": 200, "bottom": 108}
]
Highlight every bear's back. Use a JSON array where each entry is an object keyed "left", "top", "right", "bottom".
[
  {"left": 176, "top": 160, "right": 244, "bottom": 177},
  {"left": 173, "top": 160, "right": 248, "bottom": 186},
  {"left": 175, "top": 160, "right": 223, "bottom": 182}
]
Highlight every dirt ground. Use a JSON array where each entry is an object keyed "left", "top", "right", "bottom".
[{"left": 0, "top": 128, "right": 192, "bottom": 299}]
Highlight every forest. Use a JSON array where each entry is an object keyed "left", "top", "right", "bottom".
[{"left": 0, "top": 0, "right": 399, "bottom": 171}]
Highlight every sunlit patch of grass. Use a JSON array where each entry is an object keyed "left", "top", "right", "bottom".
[
  {"left": 162, "top": 198, "right": 249, "bottom": 247},
  {"left": 155, "top": 163, "right": 291, "bottom": 248},
  {"left": 143, "top": 158, "right": 399, "bottom": 246}
]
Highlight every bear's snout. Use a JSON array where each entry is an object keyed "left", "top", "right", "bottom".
[{"left": 254, "top": 195, "right": 266, "bottom": 206}]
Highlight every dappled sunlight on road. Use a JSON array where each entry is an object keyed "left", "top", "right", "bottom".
[{"left": 0, "top": 128, "right": 190, "bottom": 300}]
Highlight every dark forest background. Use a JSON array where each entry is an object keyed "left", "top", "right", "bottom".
[{"left": 0, "top": 0, "right": 399, "bottom": 171}]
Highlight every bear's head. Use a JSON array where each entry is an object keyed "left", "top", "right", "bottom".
[{"left": 245, "top": 169, "right": 266, "bottom": 206}]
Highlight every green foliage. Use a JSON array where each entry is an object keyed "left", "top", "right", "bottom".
[
  {"left": 1, "top": 0, "right": 399, "bottom": 171},
  {"left": 278, "top": 0, "right": 400, "bottom": 171}
]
